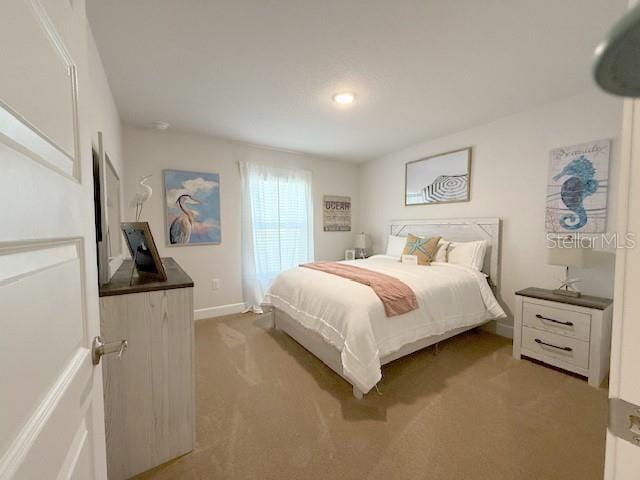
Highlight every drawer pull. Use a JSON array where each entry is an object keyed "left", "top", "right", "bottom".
[
  {"left": 535, "top": 314, "right": 574, "bottom": 327},
  {"left": 535, "top": 338, "right": 573, "bottom": 352}
]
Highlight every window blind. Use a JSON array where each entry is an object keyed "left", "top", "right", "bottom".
[{"left": 240, "top": 162, "right": 313, "bottom": 310}]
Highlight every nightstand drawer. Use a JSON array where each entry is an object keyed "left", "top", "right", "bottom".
[
  {"left": 523, "top": 301, "right": 591, "bottom": 341},
  {"left": 522, "top": 327, "right": 589, "bottom": 369}
]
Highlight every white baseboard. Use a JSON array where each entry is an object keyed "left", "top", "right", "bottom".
[
  {"left": 481, "top": 320, "right": 514, "bottom": 339},
  {"left": 495, "top": 322, "right": 514, "bottom": 339},
  {"left": 194, "top": 302, "right": 247, "bottom": 321}
]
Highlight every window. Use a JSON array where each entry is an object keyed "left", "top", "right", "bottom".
[{"left": 240, "top": 162, "right": 313, "bottom": 310}]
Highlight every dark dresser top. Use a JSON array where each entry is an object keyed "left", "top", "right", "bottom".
[
  {"left": 515, "top": 287, "right": 613, "bottom": 310},
  {"left": 99, "top": 257, "right": 194, "bottom": 297}
]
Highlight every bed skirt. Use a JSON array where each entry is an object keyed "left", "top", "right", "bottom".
[{"left": 265, "top": 306, "right": 488, "bottom": 399}]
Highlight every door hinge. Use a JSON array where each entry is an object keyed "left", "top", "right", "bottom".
[{"left": 609, "top": 397, "right": 640, "bottom": 447}]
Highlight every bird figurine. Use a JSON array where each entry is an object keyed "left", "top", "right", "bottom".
[
  {"left": 134, "top": 175, "right": 153, "bottom": 220},
  {"left": 169, "top": 194, "right": 201, "bottom": 244}
]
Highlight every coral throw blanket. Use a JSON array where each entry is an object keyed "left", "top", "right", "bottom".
[{"left": 300, "top": 261, "right": 418, "bottom": 317}]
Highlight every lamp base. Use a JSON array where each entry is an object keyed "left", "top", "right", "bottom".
[{"left": 552, "top": 288, "right": 582, "bottom": 298}]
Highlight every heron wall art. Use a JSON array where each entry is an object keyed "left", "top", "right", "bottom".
[{"left": 163, "top": 169, "right": 221, "bottom": 245}]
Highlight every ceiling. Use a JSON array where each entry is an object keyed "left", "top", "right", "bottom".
[{"left": 87, "top": 0, "right": 626, "bottom": 162}]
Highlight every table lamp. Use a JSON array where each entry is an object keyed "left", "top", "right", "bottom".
[
  {"left": 355, "top": 233, "right": 368, "bottom": 259},
  {"left": 547, "top": 244, "right": 589, "bottom": 297}
]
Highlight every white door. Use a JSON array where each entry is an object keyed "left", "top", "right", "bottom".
[
  {"left": 0, "top": 0, "right": 107, "bottom": 478},
  {"left": 604, "top": 97, "right": 640, "bottom": 476}
]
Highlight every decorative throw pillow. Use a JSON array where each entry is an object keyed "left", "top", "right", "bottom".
[
  {"left": 434, "top": 239, "right": 450, "bottom": 262},
  {"left": 402, "top": 234, "right": 441, "bottom": 265}
]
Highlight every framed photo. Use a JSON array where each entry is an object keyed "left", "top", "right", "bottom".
[
  {"left": 120, "top": 222, "right": 167, "bottom": 281},
  {"left": 164, "top": 169, "right": 221, "bottom": 246},
  {"left": 323, "top": 195, "right": 351, "bottom": 232},
  {"left": 405, "top": 147, "right": 471, "bottom": 205},
  {"left": 545, "top": 139, "right": 610, "bottom": 233},
  {"left": 345, "top": 249, "right": 356, "bottom": 260}
]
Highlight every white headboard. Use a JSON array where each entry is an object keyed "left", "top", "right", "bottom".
[{"left": 389, "top": 217, "right": 502, "bottom": 289}]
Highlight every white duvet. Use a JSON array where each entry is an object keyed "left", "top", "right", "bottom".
[{"left": 262, "top": 255, "right": 506, "bottom": 394}]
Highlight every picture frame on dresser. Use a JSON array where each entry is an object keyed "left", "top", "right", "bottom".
[
  {"left": 512, "top": 287, "right": 613, "bottom": 387},
  {"left": 120, "top": 222, "right": 167, "bottom": 281}
]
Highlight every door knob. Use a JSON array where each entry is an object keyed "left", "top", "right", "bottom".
[{"left": 92, "top": 336, "right": 128, "bottom": 365}]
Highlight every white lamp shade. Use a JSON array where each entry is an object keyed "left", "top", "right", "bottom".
[
  {"left": 354, "top": 233, "right": 368, "bottom": 249},
  {"left": 547, "top": 246, "right": 588, "bottom": 268}
]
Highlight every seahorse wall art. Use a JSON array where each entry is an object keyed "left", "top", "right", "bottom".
[
  {"left": 553, "top": 156, "right": 598, "bottom": 230},
  {"left": 545, "top": 139, "right": 610, "bottom": 234}
]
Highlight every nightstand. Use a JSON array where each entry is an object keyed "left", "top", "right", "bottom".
[{"left": 513, "top": 287, "right": 613, "bottom": 387}]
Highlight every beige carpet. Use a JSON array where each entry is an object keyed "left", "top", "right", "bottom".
[{"left": 135, "top": 312, "right": 608, "bottom": 480}]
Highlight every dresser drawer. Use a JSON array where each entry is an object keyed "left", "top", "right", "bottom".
[
  {"left": 521, "top": 327, "right": 589, "bottom": 369},
  {"left": 522, "top": 301, "right": 591, "bottom": 341}
]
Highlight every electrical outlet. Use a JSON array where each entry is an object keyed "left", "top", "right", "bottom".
[{"left": 211, "top": 278, "right": 221, "bottom": 290}]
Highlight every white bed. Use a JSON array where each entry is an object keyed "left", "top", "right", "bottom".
[{"left": 262, "top": 218, "right": 506, "bottom": 398}]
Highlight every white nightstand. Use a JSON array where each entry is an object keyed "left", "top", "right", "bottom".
[{"left": 513, "top": 287, "right": 613, "bottom": 388}]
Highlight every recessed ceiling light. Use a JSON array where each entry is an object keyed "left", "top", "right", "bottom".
[
  {"left": 151, "top": 121, "right": 170, "bottom": 130},
  {"left": 332, "top": 92, "right": 356, "bottom": 105}
]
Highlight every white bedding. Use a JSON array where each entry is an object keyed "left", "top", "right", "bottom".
[{"left": 262, "top": 255, "right": 506, "bottom": 394}]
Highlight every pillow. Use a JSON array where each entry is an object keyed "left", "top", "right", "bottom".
[
  {"left": 385, "top": 235, "right": 407, "bottom": 258},
  {"left": 402, "top": 234, "right": 441, "bottom": 265},
  {"left": 447, "top": 240, "right": 487, "bottom": 271},
  {"left": 434, "top": 239, "right": 450, "bottom": 262}
]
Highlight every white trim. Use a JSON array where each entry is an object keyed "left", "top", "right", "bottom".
[
  {"left": 0, "top": 103, "right": 75, "bottom": 178},
  {"left": 55, "top": 420, "right": 88, "bottom": 480},
  {"left": 0, "top": 241, "right": 78, "bottom": 285},
  {"left": 0, "top": 0, "right": 81, "bottom": 180},
  {"left": 0, "top": 349, "right": 87, "bottom": 479},
  {"left": 28, "top": 0, "right": 75, "bottom": 67},
  {"left": 481, "top": 320, "right": 514, "bottom": 339},
  {"left": 194, "top": 302, "right": 247, "bottom": 321},
  {"left": 604, "top": 95, "right": 635, "bottom": 477}
]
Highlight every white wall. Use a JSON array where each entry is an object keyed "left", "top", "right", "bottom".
[
  {"left": 86, "top": 26, "right": 124, "bottom": 281},
  {"left": 119, "top": 90, "right": 621, "bottom": 331},
  {"left": 87, "top": 29, "right": 122, "bottom": 177},
  {"left": 359, "top": 90, "right": 623, "bottom": 336},
  {"left": 122, "top": 126, "right": 360, "bottom": 319}
]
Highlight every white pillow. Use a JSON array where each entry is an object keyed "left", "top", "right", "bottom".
[
  {"left": 447, "top": 240, "right": 487, "bottom": 271},
  {"left": 434, "top": 239, "right": 450, "bottom": 262},
  {"left": 385, "top": 235, "right": 407, "bottom": 257}
]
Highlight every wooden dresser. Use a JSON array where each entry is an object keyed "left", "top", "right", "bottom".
[
  {"left": 99, "top": 258, "right": 195, "bottom": 480},
  {"left": 513, "top": 287, "right": 613, "bottom": 388}
]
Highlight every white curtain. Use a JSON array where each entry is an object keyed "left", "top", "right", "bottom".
[{"left": 240, "top": 161, "right": 314, "bottom": 312}]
